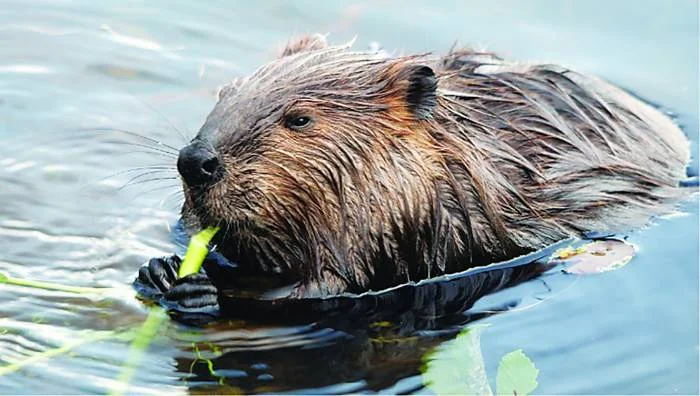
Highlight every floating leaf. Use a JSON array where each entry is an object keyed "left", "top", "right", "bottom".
[
  {"left": 421, "top": 324, "right": 493, "bottom": 395},
  {"left": 552, "top": 239, "right": 636, "bottom": 275},
  {"left": 496, "top": 349, "right": 539, "bottom": 395}
]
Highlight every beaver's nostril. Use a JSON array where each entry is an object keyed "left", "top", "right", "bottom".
[
  {"left": 177, "top": 142, "right": 222, "bottom": 187},
  {"left": 201, "top": 157, "right": 220, "bottom": 175}
]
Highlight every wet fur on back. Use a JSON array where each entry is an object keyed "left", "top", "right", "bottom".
[{"left": 181, "top": 36, "right": 690, "bottom": 297}]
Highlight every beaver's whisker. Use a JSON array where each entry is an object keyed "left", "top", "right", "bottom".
[
  {"left": 159, "top": 199, "right": 184, "bottom": 212},
  {"left": 161, "top": 189, "right": 184, "bottom": 200},
  {"left": 76, "top": 127, "right": 182, "bottom": 153},
  {"left": 6, "top": 129, "right": 180, "bottom": 160},
  {"left": 159, "top": 192, "right": 184, "bottom": 211},
  {"left": 99, "top": 165, "right": 177, "bottom": 181},
  {"left": 76, "top": 166, "right": 177, "bottom": 194},
  {"left": 126, "top": 96, "right": 193, "bottom": 145},
  {"left": 111, "top": 150, "right": 179, "bottom": 161},
  {"left": 103, "top": 141, "right": 180, "bottom": 158},
  {"left": 86, "top": 165, "right": 177, "bottom": 186},
  {"left": 130, "top": 184, "right": 181, "bottom": 200},
  {"left": 119, "top": 175, "right": 179, "bottom": 191}
]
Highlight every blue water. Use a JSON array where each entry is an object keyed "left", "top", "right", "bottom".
[{"left": 0, "top": 1, "right": 697, "bottom": 394}]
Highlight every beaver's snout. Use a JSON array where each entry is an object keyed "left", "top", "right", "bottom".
[{"left": 177, "top": 141, "right": 222, "bottom": 188}]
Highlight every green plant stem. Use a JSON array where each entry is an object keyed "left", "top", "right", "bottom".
[
  {"left": 111, "top": 227, "right": 219, "bottom": 395},
  {"left": 0, "top": 272, "right": 110, "bottom": 295},
  {"left": 111, "top": 307, "right": 168, "bottom": 396},
  {"left": 178, "top": 226, "right": 220, "bottom": 277},
  {"left": 113, "top": 227, "right": 219, "bottom": 394},
  {"left": 1, "top": 226, "right": 219, "bottom": 393},
  {"left": 0, "top": 330, "right": 131, "bottom": 377}
]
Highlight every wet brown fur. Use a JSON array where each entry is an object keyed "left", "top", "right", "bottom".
[{"left": 181, "top": 35, "right": 690, "bottom": 297}]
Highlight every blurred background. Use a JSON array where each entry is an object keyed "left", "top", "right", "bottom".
[{"left": 0, "top": 0, "right": 697, "bottom": 394}]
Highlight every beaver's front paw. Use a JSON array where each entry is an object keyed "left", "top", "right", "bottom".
[
  {"left": 134, "top": 256, "right": 181, "bottom": 300},
  {"left": 162, "top": 273, "right": 220, "bottom": 316},
  {"left": 133, "top": 256, "right": 220, "bottom": 320}
]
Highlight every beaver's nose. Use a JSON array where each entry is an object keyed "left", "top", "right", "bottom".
[{"left": 177, "top": 142, "right": 222, "bottom": 187}]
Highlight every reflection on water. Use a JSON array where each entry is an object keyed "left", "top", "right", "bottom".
[{"left": 0, "top": 0, "right": 697, "bottom": 394}]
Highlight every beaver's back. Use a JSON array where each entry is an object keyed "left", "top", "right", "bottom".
[{"left": 432, "top": 51, "right": 690, "bottom": 259}]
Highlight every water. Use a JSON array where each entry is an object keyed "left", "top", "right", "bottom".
[{"left": 0, "top": 0, "right": 697, "bottom": 394}]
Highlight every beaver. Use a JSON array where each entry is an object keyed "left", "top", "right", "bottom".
[{"left": 134, "top": 34, "right": 690, "bottom": 317}]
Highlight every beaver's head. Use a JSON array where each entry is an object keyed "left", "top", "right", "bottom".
[{"left": 178, "top": 37, "right": 469, "bottom": 296}]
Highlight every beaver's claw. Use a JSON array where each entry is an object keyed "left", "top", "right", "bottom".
[
  {"left": 135, "top": 256, "right": 180, "bottom": 299},
  {"left": 162, "top": 273, "right": 219, "bottom": 313},
  {"left": 133, "top": 255, "right": 220, "bottom": 321}
]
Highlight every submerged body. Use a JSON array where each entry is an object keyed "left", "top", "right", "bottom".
[{"left": 136, "top": 35, "right": 689, "bottom": 311}]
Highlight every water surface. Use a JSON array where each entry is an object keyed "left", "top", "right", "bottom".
[{"left": 0, "top": 1, "right": 698, "bottom": 394}]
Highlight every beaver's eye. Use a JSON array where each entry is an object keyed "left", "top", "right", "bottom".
[{"left": 285, "top": 115, "right": 312, "bottom": 130}]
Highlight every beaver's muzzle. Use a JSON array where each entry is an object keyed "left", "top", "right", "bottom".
[{"left": 177, "top": 141, "right": 222, "bottom": 188}]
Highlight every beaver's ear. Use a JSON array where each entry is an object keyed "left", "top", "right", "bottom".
[
  {"left": 217, "top": 78, "right": 241, "bottom": 100},
  {"left": 395, "top": 65, "right": 438, "bottom": 120},
  {"left": 280, "top": 34, "right": 328, "bottom": 57}
]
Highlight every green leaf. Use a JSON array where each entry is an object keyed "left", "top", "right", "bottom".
[
  {"left": 421, "top": 324, "right": 493, "bottom": 395},
  {"left": 496, "top": 349, "right": 539, "bottom": 395}
]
